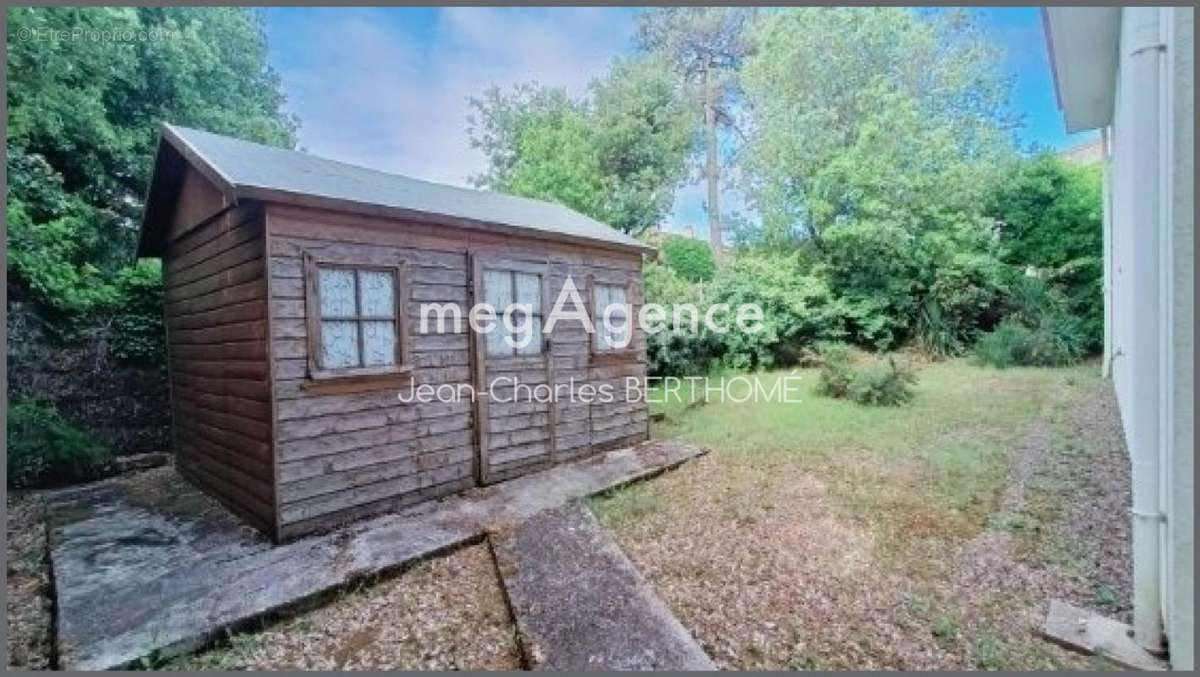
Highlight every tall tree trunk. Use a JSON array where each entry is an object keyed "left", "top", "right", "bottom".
[{"left": 704, "top": 64, "right": 722, "bottom": 260}]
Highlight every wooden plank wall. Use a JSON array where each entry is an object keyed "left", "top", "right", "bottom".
[
  {"left": 163, "top": 205, "right": 276, "bottom": 535},
  {"left": 266, "top": 205, "right": 649, "bottom": 538}
]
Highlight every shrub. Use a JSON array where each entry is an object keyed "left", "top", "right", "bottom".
[
  {"left": 7, "top": 400, "right": 112, "bottom": 488},
  {"left": 110, "top": 261, "right": 166, "bottom": 364},
  {"left": 986, "top": 154, "right": 1103, "bottom": 354},
  {"left": 818, "top": 219, "right": 918, "bottom": 349},
  {"left": 643, "top": 261, "right": 721, "bottom": 376},
  {"left": 972, "top": 319, "right": 1031, "bottom": 368},
  {"left": 915, "top": 249, "right": 1010, "bottom": 358},
  {"left": 915, "top": 297, "right": 962, "bottom": 358},
  {"left": 709, "top": 252, "right": 851, "bottom": 370},
  {"left": 660, "top": 235, "right": 716, "bottom": 282},
  {"left": 816, "top": 343, "right": 917, "bottom": 406},
  {"left": 973, "top": 314, "right": 1085, "bottom": 369},
  {"left": 975, "top": 275, "right": 1088, "bottom": 368}
]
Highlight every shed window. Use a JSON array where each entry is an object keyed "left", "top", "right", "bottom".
[
  {"left": 593, "top": 283, "right": 631, "bottom": 351},
  {"left": 483, "top": 270, "right": 543, "bottom": 357},
  {"left": 315, "top": 266, "right": 399, "bottom": 370}
]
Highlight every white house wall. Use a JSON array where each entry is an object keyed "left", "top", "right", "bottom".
[
  {"left": 1105, "top": 6, "right": 1193, "bottom": 669},
  {"left": 1165, "top": 6, "right": 1193, "bottom": 672}
]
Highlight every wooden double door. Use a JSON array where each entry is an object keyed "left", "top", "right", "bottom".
[{"left": 469, "top": 255, "right": 558, "bottom": 483}]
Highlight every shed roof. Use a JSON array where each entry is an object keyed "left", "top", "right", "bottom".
[{"left": 138, "top": 123, "right": 652, "bottom": 257}]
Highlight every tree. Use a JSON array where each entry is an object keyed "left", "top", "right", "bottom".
[
  {"left": 468, "top": 56, "right": 693, "bottom": 236},
  {"left": 985, "top": 153, "right": 1104, "bottom": 349},
  {"left": 741, "top": 8, "right": 1016, "bottom": 245},
  {"left": 636, "top": 7, "right": 755, "bottom": 259},
  {"left": 659, "top": 235, "right": 716, "bottom": 282},
  {"left": 6, "top": 7, "right": 297, "bottom": 313}
]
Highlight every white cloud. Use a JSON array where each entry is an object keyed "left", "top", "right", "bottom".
[{"left": 270, "top": 8, "right": 634, "bottom": 187}]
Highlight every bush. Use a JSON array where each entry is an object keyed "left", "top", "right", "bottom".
[
  {"left": 985, "top": 154, "right": 1103, "bottom": 353},
  {"left": 816, "top": 343, "right": 918, "bottom": 406},
  {"left": 110, "top": 261, "right": 166, "bottom": 364},
  {"left": 818, "top": 219, "right": 918, "bottom": 349},
  {"left": 975, "top": 275, "right": 1088, "bottom": 368},
  {"left": 709, "top": 252, "right": 851, "bottom": 370},
  {"left": 660, "top": 235, "right": 716, "bottom": 282},
  {"left": 973, "top": 315, "right": 1085, "bottom": 369},
  {"left": 7, "top": 400, "right": 112, "bottom": 488},
  {"left": 643, "top": 261, "right": 722, "bottom": 376},
  {"left": 972, "top": 319, "right": 1032, "bottom": 368},
  {"left": 916, "top": 250, "right": 1010, "bottom": 358}
]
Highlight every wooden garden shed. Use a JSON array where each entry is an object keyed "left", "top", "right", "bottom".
[{"left": 138, "top": 124, "right": 651, "bottom": 541}]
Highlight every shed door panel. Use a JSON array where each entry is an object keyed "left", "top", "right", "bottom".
[{"left": 471, "top": 256, "right": 556, "bottom": 484}]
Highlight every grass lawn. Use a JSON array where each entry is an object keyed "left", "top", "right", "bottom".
[{"left": 592, "top": 359, "right": 1130, "bottom": 670}]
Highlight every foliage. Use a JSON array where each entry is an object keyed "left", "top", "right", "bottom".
[
  {"left": 973, "top": 320, "right": 1034, "bottom": 369},
  {"left": 815, "top": 343, "right": 917, "bottom": 406},
  {"left": 643, "top": 262, "right": 723, "bottom": 377},
  {"left": 974, "top": 277, "right": 1087, "bottom": 368},
  {"left": 741, "top": 8, "right": 1015, "bottom": 245},
  {"left": 6, "top": 6, "right": 296, "bottom": 314},
  {"left": 110, "top": 261, "right": 167, "bottom": 364},
  {"left": 660, "top": 235, "right": 716, "bottom": 282},
  {"left": 815, "top": 218, "right": 1008, "bottom": 353},
  {"left": 468, "top": 56, "right": 694, "bottom": 235},
  {"left": 6, "top": 193, "right": 121, "bottom": 315},
  {"left": 7, "top": 400, "right": 112, "bottom": 488},
  {"left": 708, "top": 252, "right": 850, "bottom": 369},
  {"left": 985, "top": 154, "right": 1103, "bottom": 351}
]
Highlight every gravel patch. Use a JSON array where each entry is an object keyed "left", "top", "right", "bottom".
[
  {"left": 939, "top": 376, "right": 1132, "bottom": 668},
  {"left": 168, "top": 543, "right": 520, "bottom": 670},
  {"left": 596, "top": 455, "right": 946, "bottom": 669},
  {"left": 6, "top": 493, "right": 52, "bottom": 670}
]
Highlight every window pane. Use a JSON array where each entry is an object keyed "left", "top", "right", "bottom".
[
  {"left": 611, "top": 316, "right": 631, "bottom": 348},
  {"left": 319, "top": 268, "right": 357, "bottom": 318},
  {"left": 321, "top": 320, "right": 359, "bottom": 368},
  {"left": 486, "top": 320, "right": 511, "bottom": 357},
  {"left": 359, "top": 270, "right": 395, "bottom": 317},
  {"left": 596, "top": 284, "right": 629, "bottom": 350},
  {"left": 594, "top": 284, "right": 610, "bottom": 312},
  {"left": 515, "top": 272, "right": 541, "bottom": 308},
  {"left": 516, "top": 316, "right": 543, "bottom": 355},
  {"left": 362, "top": 320, "right": 396, "bottom": 366},
  {"left": 484, "top": 270, "right": 513, "bottom": 356},
  {"left": 484, "top": 270, "right": 513, "bottom": 312}
]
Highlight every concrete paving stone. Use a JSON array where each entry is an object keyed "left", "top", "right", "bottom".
[
  {"left": 48, "top": 440, "right": 706, "bottom": 670},
  {"left": 490, "top": 502, "right": 715, "bottom": 670}
]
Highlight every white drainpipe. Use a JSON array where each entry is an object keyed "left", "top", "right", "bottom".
[
  {"left": 1124, "top": 6, "right": 1168, "bottom": 655},
  {"left": 1100, "top": 127, "right": 1114, "bottom": 379}
]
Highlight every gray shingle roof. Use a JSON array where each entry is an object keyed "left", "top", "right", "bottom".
[{"left": 162, "top": 124, "right": 648, "bottom": 252}]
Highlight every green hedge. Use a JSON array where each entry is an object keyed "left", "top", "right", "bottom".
[{"left": 7, "top": 400, "right": 112, "bottom": 488}]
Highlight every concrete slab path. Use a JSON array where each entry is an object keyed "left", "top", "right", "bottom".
[
  {"left": 1040, "top": 599, "right": 1168, "bottom": 670},
  {"left": 48, "top": 440, "right": 705, "bottom": 670},
  {"left": 490, "top": 502, "right": 715, "bottom": 671}
]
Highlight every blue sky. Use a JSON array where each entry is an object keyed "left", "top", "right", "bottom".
[{"left": 261, "top": 7, "right": 1096, "bottom": 232}]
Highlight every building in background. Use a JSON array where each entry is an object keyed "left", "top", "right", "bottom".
[
  {"left": 1058, "top": 137, "right": 1105, "bottom": 165},
  {"left": 1044, "top": 6, "right": 1193, "bottom": 670}
]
